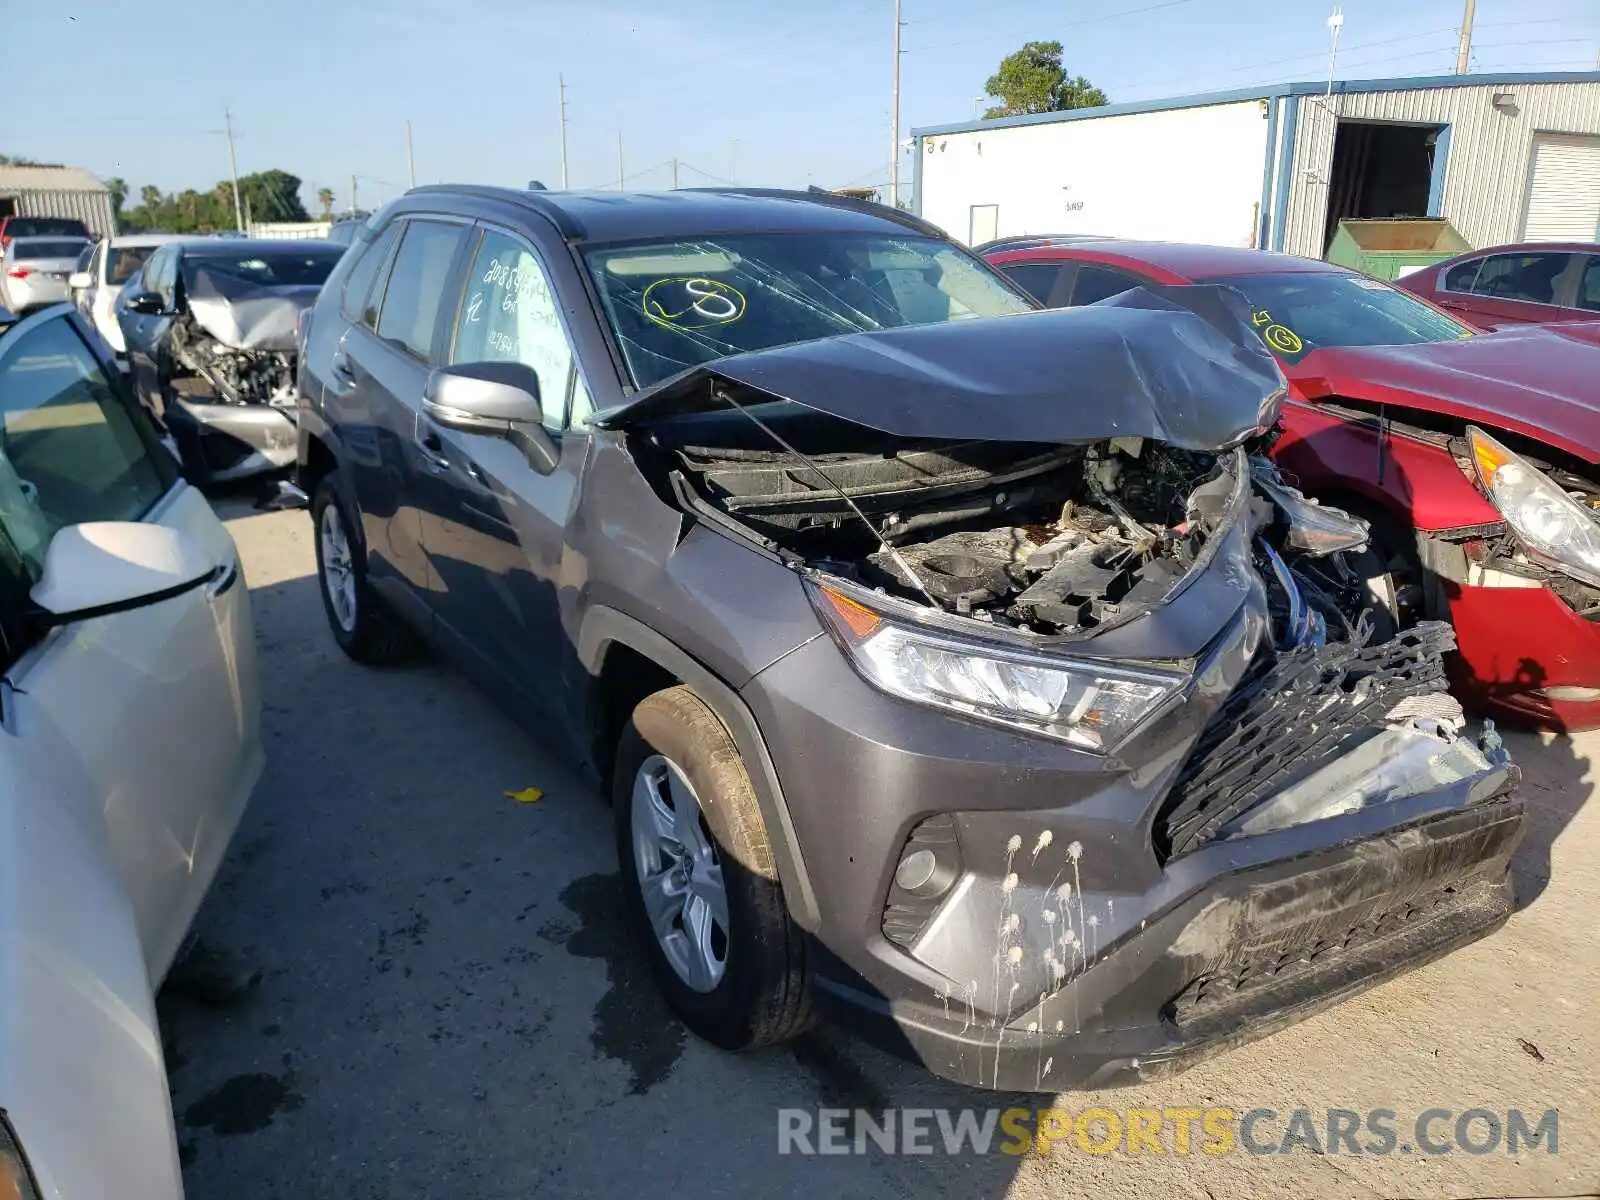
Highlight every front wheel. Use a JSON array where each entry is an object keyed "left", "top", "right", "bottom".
[
  {"left": 311, "top": 473, "right": 418, "bottom": 664},
  {"left": 614, "top": 686, "right": 811, "bottom": 1051}
]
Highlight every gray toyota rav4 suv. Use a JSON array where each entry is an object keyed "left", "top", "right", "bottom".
[{"left": 295, "top": 186, "right": 1523, "bottom": 1090}]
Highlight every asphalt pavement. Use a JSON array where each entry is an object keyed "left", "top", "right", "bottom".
[{"left": 163, "top": 502, "right": 1599, "bottom": 1200}]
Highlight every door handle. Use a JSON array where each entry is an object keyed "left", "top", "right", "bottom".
[
  {"left": 329, "top": 352, "right": 355, "bottom": 384},
  {"left": 416, "top": 426, "right": 451, "bottom": 471}
]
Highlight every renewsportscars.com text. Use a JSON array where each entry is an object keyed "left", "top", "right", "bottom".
[{"left": 777, "top": 1106, "right": 1560, "bottom": 1157}]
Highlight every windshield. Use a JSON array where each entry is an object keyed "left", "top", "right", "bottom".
[
  {"left": 108, "top": 245, "right": 158, "bottom": 285},
  {"left": 584, "top": 233, "right": 1032, "bottom": 387},
  {"left": 1205, "top": 270, "right": 1473, "bottom": 364},
  {"left": 185, "top": 249, "right": 344, "bottom": 289},
  {"left": 13, "top": 239, "right": 90, "bottom": 261}
]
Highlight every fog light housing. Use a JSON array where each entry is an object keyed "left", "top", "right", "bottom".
[{"left": 883, "top": 814, "right": 963, "bottom": 949}]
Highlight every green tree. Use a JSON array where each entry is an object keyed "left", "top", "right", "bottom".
[
  {"left": 317, "top": 187, "right": 335, "bottom": 218},
  {"left": 983, "top": 41, "right": 1108, "bottom": 118},
  {"left": 239, "top": 169, "right": 310, "bottom": 224},
  {"left": 104, "top": 176, "right": 128, "bottom": 218}
]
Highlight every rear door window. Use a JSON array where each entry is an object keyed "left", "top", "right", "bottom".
[
  {"left": 1071, "top": 265, "right": 1141, "bottom": 305},
  {"left": 374, "top": 220, "right": 466, "bottom": 360},
  {"left": 341, "top": 221, "right": 402, "bottom": 325},
  {"left": 1441, "top": 258, "right": 1483, "bottom": 293},
  {"left": 999, "top": 262, "right": 1072, "bottom": 307},
  {"left": 1577, "top": 257, "right": 1600, "bottom": 313},
  {"left": 0, "top": 316, "right": 175, "bottom": 581},
  {"left": 1466, "top": 252, "right": 1573, "bottom": 305}
]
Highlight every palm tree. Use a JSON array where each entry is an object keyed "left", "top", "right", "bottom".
[
  {"left": 317, "top": 187, "right": 335, "bottom": 219},
  {"left": 140, "top": 184, "right": 162, "bottom": 209}
]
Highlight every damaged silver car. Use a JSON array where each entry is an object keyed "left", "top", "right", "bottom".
[
  {"left": 297, "top": 190, "right": 1525, "bottom": 1090},
  {"left": 116, "top": 239, "right": 344, "bottom": 483}
]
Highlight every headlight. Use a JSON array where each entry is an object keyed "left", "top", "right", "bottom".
[
  {"left": 1469, "top": 426, "right": 1600, "bottom": 588},
  {"left": 809, "top": 581, "right": 1188, "bottom": 751}
]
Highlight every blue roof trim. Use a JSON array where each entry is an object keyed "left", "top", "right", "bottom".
[{"left": 912, "top": 70, "right": 1600, "bottom": 138}]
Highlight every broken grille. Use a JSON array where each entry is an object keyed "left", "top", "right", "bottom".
[{"left": 1155, "top": 621, "right": 1457, "bottom": 860}]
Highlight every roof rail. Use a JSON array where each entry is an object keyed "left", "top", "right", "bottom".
[{"left": 405, "top": 183, "right": 586, "bottom": 239}]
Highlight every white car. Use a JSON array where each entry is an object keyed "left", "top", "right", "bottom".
[
  {"left": 69, "top": 234, "right": 182, "bottom": 367},
  {"left": 0, "top": 237, "right": 92, "bottom": 315},
  {"left": 0, "top": 305, "right": 261, "bottom": 1197}
]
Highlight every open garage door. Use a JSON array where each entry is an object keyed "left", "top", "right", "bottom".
[{"left": 1522, "top": 133, "right": 1600, "bottom": 241}]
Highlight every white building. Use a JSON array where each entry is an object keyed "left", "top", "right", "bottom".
[{"left": 913, "top": 71, "right": 1600, "bottom": 256}]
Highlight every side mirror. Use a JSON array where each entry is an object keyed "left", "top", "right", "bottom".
[
  {"left": 125, "top": 290, "right": 164, "bottom": 315},
  {"left": 68, "top": 271, "right": 92, "bottom": 291},
  {"left": 423, "top": 361, "right": 559, "bottom": 474},
  {"left": 30, "top": 523, "right": 218, "bottom": 625}
]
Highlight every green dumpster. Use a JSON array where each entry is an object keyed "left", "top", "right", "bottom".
[{"left": 1324, "top": 218, "right": 1471, "bottom": 281}]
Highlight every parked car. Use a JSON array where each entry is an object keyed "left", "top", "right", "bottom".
[
  {"left": 1397, "top": 241, "right": 1600, "bottom": 328},
  {"left": 1, "top": 236, "right": 92, "bottom": 314},
  {"left": 0, "top": 215, "right": 91, "bottom": 252},
  {"left": 114, "top": 238, "right": 345, "bottom": 484},
  {"left": 68, "top": 234, "right": 182, "bottom": 366},
  {"left": 296, "top": 187, "right": 1521, "bottom": 1090},
  {"left": 0, "top": 304, "right": 261, "bottom": 1197},
  {"left": 323, "top": 217, "right": 366, "bottom": 250},
  {"left": 984, "top": 238, "right": 1600, "bottom": 730}
]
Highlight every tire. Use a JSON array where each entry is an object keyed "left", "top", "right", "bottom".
[
  {"left": 311, "top": 472, "right": 419, "bottom": 665},
  {"left": 1349, "top": 523, "right": 1423, "bottom": 645},
  {"left": 614, "top": 685, "right": 811, "bottom": 1051}
]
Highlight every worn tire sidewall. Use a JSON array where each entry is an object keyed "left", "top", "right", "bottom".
[{"left": 613, "top": 687, "right": 792, "bottom": 1050}]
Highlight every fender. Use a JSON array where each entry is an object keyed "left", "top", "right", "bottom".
[{"left": 577, "top": 606, "right": 820, "bottom": 932}]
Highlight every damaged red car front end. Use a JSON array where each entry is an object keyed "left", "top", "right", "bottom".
[{"left": 987, "top": 241, "right": 1600, "bottom": 731}]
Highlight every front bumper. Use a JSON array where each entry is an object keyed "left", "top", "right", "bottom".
[
  {"left": 1444, "top": 577, "right": 1600, "bottom": 732},
  {"left": 814, "top": 789, "right": 1521, "bottom": 1091},
  {"left": 164, "top": 395, "right": 297, "bottom": 484},
  {"left": 745, "top": 590, "right": 1523, "bottom": 1091}
]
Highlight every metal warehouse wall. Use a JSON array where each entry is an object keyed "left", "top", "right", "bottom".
[
  {"left": 1281, "top": 80, "right": 1600, "bottom": 257},
  {"left": 918, "top": 101, "right": 1272, "bottom": 246},
  {"left": 0, "top": 188, "right": 117, "bottom": 238}
]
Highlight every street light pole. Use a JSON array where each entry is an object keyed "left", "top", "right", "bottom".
[
  {"left": 1454, "top": 0, "right": 1477, "bottom": 74},
  {"left": 224, "top": 106, "right": 244, "bottom": 232},
  {"left": 889, "top": 0, "right": 903, "bottom": 208},
  {"left": 558, "top": 74, "right": 570, "bottom": 189}
]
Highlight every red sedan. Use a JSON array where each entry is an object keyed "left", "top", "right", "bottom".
[
  {"left": 1396, "top": 242, "right": 1600, "bottom": 330},
  {"left": 986, "top": 239, "right": 1600, "bottom": 731}
]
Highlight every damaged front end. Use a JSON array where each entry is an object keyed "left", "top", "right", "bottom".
[
  {"left": 164, "top": 266, "right": 317, "bottom": 481},
  {"left": 604, "top": 284, "right": 1523, "bottom": 1088}
]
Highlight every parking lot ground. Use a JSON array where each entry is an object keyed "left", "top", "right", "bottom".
[{"left": 164, "top": 504, "right": 1599, "bottom": 1200}]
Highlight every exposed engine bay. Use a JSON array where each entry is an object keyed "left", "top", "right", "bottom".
[
  {"left": 168, "top": 264, "right": 317, "bottom": 408},
  {"left": 659, "top": 421, "right": 1367, "bottom": 646},
  {"left": 170, "top": 317, "right": 296, "bottom": 407}
]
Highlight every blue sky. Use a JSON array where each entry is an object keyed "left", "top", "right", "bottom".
[{"left": 5, "top": 0, "right": 1597, "bottom": 212}]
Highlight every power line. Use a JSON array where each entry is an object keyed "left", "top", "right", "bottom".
[{"left": 905, "top": 0, "right": 1196, "bottom": 54}]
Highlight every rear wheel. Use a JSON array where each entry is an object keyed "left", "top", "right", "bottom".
[
  {"left": 614, "top": 686, "right": 810, "bottom": 1050},
  {"left": 312, "top": 473, "right": 418, "bottom": 664}
]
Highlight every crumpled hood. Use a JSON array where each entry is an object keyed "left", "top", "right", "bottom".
[
  {"left": 1288, "top": 322, "right": 1600, "bottom": 463},
  {"left": 595, "top": 284, "right": 1287, "bottom": 450},
  {"left": 185, "top": 266, "right": 321, "bottom": 352}
]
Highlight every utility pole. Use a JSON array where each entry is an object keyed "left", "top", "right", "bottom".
[
  {"left": 671, "top": 158, "right": 679, "bottom": 189},
  {"left": 405, "top": 120, "right": 416, "bottom": 189},
  {"left": 889, "top": 0, "right": 904, "bottom": 209},
  {"left": 617, "top": 130, "right": 625, "bottom": 191},
  {"left": 1455, "top": 0, "right": 1477, "bottom": 73},
  {"left": 224, "top": 106, "right": 244, "bottom": 232},
  {"left": 558, "top": 74, "right": 570, "bottom": 189},
  {"left": 351, "top": 174, "right": 358, "bottom": 216}
]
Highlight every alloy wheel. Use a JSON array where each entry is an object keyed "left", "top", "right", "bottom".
[
  {"left": 630, "top": 753, "right": 729, "bottom": 993},
  {"left": 319, "top": 501, "right": 358, "bottom": 633}
]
